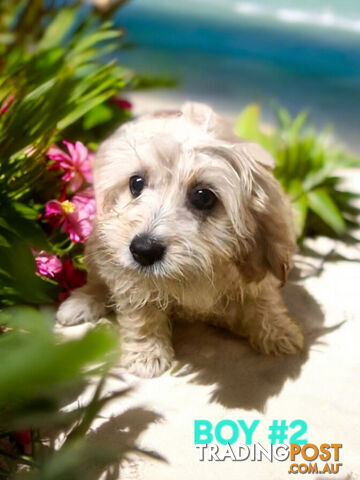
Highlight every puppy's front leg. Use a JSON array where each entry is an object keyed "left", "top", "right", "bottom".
[
  {"left": 117, "top": 305, "right": 174, "bottom": 378},
  {"left": 57, "top": 275, "right": 108, "bottom": 326},
  {"left": 234, "top": 286, "right": 304, "bottom": 355}
]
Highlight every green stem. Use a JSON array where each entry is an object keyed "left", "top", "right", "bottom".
[{"left": 55, "top": 242, "right": 75, "bottom": 255}]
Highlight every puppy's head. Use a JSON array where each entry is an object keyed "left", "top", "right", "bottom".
[{"left": 92, "top": 102, "right": 295, "bottom": 285}]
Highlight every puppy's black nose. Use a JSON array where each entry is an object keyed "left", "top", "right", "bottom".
[{"left": 130, "top": 234, "right": 166, "bottom": 266}]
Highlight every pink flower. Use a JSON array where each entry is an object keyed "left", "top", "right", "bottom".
[
  {"left": 47, "top": 141, "right": 93, "bottom": 192},
  {"left": 58, "top": 258, "right": 87, "bottom": 301},
  {"left": 111, "top": 97, "right": 132, "bottom": 110},
  {"left": 33, "top": 250, "right": 63, "bottom": 279},
  {"left": 45, "top": 188, "right": 96, "bottom": 243},
  {"left": 0, "top": 93, "right": 15, "bottom": 114},
  {"left": 33, "top": 250, "right": 87, "bottom": 300}
]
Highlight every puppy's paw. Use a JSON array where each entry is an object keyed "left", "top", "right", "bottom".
[
  {"left": 57, "top": 292, "right": 105, "bottom": 326},
  {"left": 121, "top": 348, "right": 174, "bottom": 378},
  {"left": 250, "top": 318, "right": 304, "bottom": 356}
]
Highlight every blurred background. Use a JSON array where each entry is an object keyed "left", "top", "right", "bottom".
[{"left": 116, "top": 0, "right": 360, "bottom": 150}]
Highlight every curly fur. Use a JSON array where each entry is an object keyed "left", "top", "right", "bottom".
[{"left": 57, "top": 102, "right": 304, "bottom": 377}]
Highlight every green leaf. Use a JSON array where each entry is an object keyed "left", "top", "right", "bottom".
[
  {"left": 38, "top": 8, "right": 76, "bottom": 50},
  {"left": 302, "top": 160, "right": 339, "bottom": 192},
  {"left": 12, "top": 201, "right": 41, "bottom": 221},
  {"left": 24, "top": 78, "right": 57, "bottom": 102},
  {"left": 0, "top": 236, "right": 58, "bottom": 306},
  {"left": 0, "top": 305, "right": 52, "bottom": 335},
  {"left": 290, "top": 110, "right": 308, "bottom": 137},
  {"left": 285, "top": 178, "right": 304, "bottom": 198},
  {"left": 291, "top": 194, "right": 308, "bottom": 238},
  {"left": 72, "top": 28, "right": 122, "bottom": 53},
  {"left": 0, "top": 310, "right": 118, "bottom": 404},
  {"left": 0, "top": 217, "right": 18, "bottom": 235},
  {"left": 82, "top": 103, "right": 114, "bottom": 129},
  {"left": 0, "top": 234, "right": 10, "bottom": 248},
  {"left": 276, "top": 106, "right": 292, "bottom": 129},
  {"left": 1, "top": 209, "right": 51, "bottom": 251},
  {"left": 235, "top": 104, "right": 360, "bottom": 240},
  {"left": 234, "top": 103, "right": 261, "bottom": 141},
  {"left": 308, "top": 187, "right": 346, "bottom": 235},
  {"left": 0, "top": 266, "right": 12, "bottom": 279},
  {"left": 57, "top": 91, "right": 118, "bottom": 129}
]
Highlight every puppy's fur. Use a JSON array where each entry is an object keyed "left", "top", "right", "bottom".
[{"left": 57, "top": 102, "right": 304, "bottom": 377}]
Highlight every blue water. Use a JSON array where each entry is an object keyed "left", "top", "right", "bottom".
[{"left": 115, "top": 0, "right": 360, "bottom": 149}]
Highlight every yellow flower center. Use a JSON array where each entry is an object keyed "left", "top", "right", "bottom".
[{"left": 61, "top": 200, "right": 75, "bottom": 214}]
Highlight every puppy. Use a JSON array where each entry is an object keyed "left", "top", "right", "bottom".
[{"left": 57, "top": 102, "right": 304, "bottom": 377}]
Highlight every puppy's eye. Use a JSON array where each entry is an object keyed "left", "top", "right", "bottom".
[
  {"left": 129, "top": 175, "right": 145, "bottom": 197},
  {"left": 189, "top": 188, "right": 217, "bottom": 211}
]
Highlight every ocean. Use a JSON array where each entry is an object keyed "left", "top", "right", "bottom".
[{"left": 115, "top": 0, "right": 360, "bottom": 150}]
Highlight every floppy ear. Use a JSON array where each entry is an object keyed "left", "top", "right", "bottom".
[
  {"left": 181, "top": 102, "right": 234, "bottom": 140},
  {"left": 240, "top": 141, "right": 276, "bottom": 170},
  {"left": 234, "top": 143, "right": 296, "bottom": 286},
  {"left": 181, "top": 102, "right": 217, "bottom": 130}
]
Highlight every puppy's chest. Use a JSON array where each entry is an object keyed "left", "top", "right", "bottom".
[
  {"left": 176, "top": 284, "right": 218, "bottom": 313},
  {"left": 169, "top": 269, "right": 242, "bottom": 320}
]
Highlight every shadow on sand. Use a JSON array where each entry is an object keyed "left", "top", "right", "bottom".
[
  {"left": 171, "top": 275, "right": 341, "bottom": 411},
  {"left": 84, "top": 407, "right": 164, "bottom": 480}
]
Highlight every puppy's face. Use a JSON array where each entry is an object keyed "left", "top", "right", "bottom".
[{"left": 93, "top": 103, "right": 294, "bottom": 285}]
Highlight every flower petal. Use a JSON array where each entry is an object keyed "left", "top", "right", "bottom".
[
  {"left": 34, "top": 251, "right": 63, "bottom": 279},
  {"left": 45, "top": 200, "right": 63, "bottom": 217}
]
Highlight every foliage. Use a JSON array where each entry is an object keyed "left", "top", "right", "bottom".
[
  {"left": 0, "top": 2, "right": 137, "bottom": 307},
  {"left": 0, "top": 306, "right": 140, "bottom": 479},
  {"left": 235, "top": 104, "right": 360, "bottom": 241},
  {"left": 0, "top": 2, "right": 163, "bottom": 478}
]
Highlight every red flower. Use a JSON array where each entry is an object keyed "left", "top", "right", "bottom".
[
  {"left": 111, "top": 97, "right": 132, "bottom": 110},
  {"left": 58, "top": 258, "right": 86, "bottom": 300},
  {"left": 13, "top": 430, "right": 32, "bottom": 455}
]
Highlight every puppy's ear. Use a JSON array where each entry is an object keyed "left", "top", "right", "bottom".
[
  {"left": 240, "top": 141, "right": 276, "bottom": 171},
  {"left": 234, "top": 143, "right": 295, "bottom": 286},
  {"left": 181, "top": 102, "right": 231, "bottom": 138},
  {"left": 181, "top": 102, "right": 216, "bottom": 128}
]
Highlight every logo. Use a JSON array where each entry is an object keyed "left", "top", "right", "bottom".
[{"left": 194, "top": 419, "right": 343, "bottom": 474}]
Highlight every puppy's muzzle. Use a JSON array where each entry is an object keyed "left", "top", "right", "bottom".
[{"left": 130, "top": 234, "right": 166, "bottom": 266}]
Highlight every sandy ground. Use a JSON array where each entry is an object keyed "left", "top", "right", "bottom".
[{"left": 59, "top": 95, "right": 360, "bottom": 480}]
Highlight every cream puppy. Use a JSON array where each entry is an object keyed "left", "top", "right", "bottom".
[{"left": 57, "top": 102, "right": 304, "bottom": 377}]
